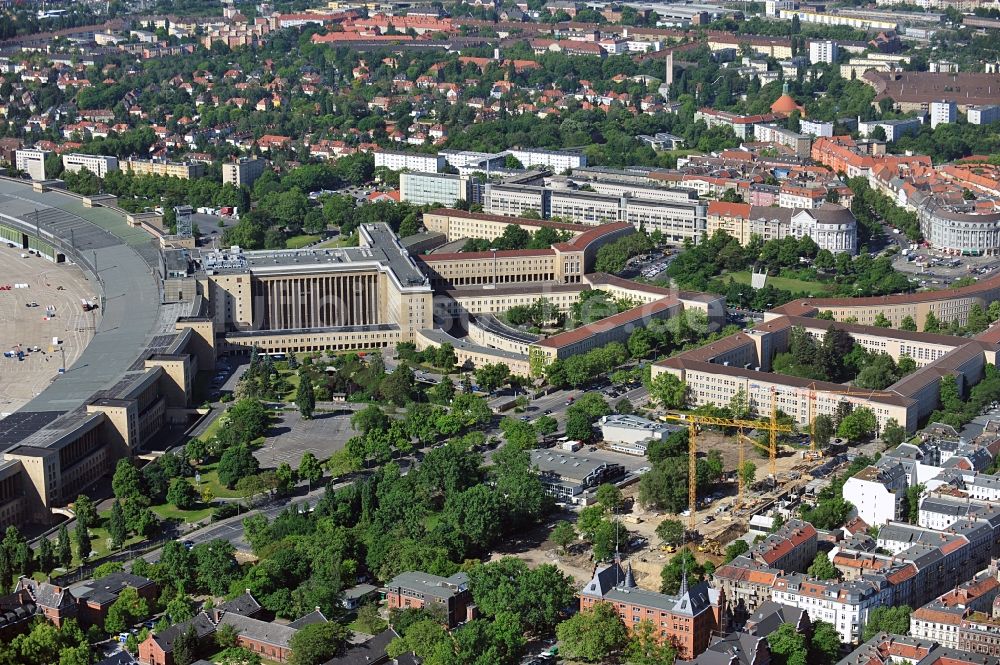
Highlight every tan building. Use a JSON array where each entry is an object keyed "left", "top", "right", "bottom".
[
  {"left": 422, "top": 208, "right": 590, "bottom": 242},
  {"left": 125, "top": 159, "right": 206, "bottom": 180}
]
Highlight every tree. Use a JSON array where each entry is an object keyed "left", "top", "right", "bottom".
[
  {"left": 468, "top": 558, "right": 575, "bottom": 632},
  {"left": 193, "top": 539, "right": 240, "bottom": 596},
  {"left": 837, "top": 407, "right": 878, "bottom": 441},
  {"left": 37, "top": 536, "right": 55, "bottom": 575},
  {"left": 872, "top": 313, "right": 891, "bottom": 328},
  {"left": 809, "top": 621, "right": 843, "bottom": 665},
  {"left": 738, "top": 461, "right": 757, "bottom": 489},
  {"left": 217, "top": 647, "right": 262, "bottom": 665},
  {"left": 724, "top": 540, "right": 749, "bottom": 562},
  {"left": 813, "top": 414, "right": 835, "bottom": 448},
  {"left": 863, "top": 605, "right": 912, "bottom": 641},
  {"left": 298, "top": 452, "right": 323, "bottom": 488},
  {"left": 564, "top": 411, "right": 594, "bottom": 442},
  {"left": 289, "top": 621, "right": 351, "bottom": 665},
  {"left": 595, "top": 483, "right": 623, "bottom": 513},
  {"left": 105, "top": 586, "right": 150, "bottom": 634},
  {"left": 882, "top": 418, "right": 906, "bottom": 447},
  {"left": 56, "top": 524, "right": 72, "bottom": 569},
  {"left": 74, "top": 523, "right": 91, "bottom": 563},
  {"left": 295, "top": 373, "right": 316, "bottom": 419},
  {"left": 768, "top": 623, "right": 808, "bottom": 665},
  {"left": 551, "top": 521, "right": 576, "bottom": 553},
  {"left": 167, "top": 478, "right": 199, "bottom": 510},
  {"left": 625, "top": 619, "right": 677, "bottom": 665},
  {"left": 899, "top": 315, "right": 917, "bottom": 331},
  {"left": 646, "top": 372, "right": 687, "bottom": 409},
  {"left": 923, "top": 311, "right": 940, "bottom": 333},
  {"left": 556, "top": 602, "right": 628, "bottom": 663},
  {"left": 72, "top": 495, "right": 98, "bottom": 530},
  {"left": 660, "top": 550, "right": 707, "bottom": 595},
  {"left": 807, "top": 551, "right": 839, "bottom": 580},
  {"left": 108, "top": 500, "right": 127, "bottom": 550},
  {"left": 218, "top": 444, "right": 260, "bottom": 488},
  {"left": 656, "top": 518, "right": 685, "bottom": 546},
  {"left": 906, "top": 484, "right": 925, "bottom": 524},
  {"left": 475, "top": 363, "right": 511, "bottom": 393},
  {"left": 173, "top": 624, "right": 200, "bottom": 665},
  {"left": 534, "top": 415, "right": 558, "bottom": 436},
  {"left": 112, "top": 460, "right": 144, "bottom": 505}
]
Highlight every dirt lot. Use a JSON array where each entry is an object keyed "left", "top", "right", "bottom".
[{"left": 0, "top": 246, "right": 99, "bottom": 414}]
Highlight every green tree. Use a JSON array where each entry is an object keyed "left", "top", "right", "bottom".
[
  {"left": 724, "top": 539, "right": 750, "bottom": 562},
  {"left": 289, "top": 621, "right": 351, "bottom": 665},
  {"left": 882, "top": 418, "right": 907, "bottom": 447},
  {"left": 906, "top": 484, "right": 925, "bottom": 524},
  {"left": 655, "top": 518, "right": 685, "bottom": 546},
  {"left": 74, "top": 523, "right": 91, "bottom": 563},
  {"left": 295, "top": 373, "right": 316, "bottom": 419},
  {"left": 468, "top": 558, "right": 576, "bottom": 632},
  {"left": 173, "top": 624, "right": 200, "bottom": 665},
  {"left": 872, "top": 313, "right": 891, "bottom": 328},
  {"left": 813, "top": 414, "right": 835, "bottom": 448},
  {"left": 595, "top": 483, "right": 623, "bottom": 512},
  {"left": 837, "top": 407, "right": 878, "bottom": 441},
  {"left": 105, "top": 586, "right": 150, "bottom": 634},
  {"left": 556, "top": 601, "right": 629, "bottom": 663},
  {"left": 551, "top": 521, "right": 576, "bottom": 553},
  {"left": 923, "top": 311, "right": 940, "bottom": 333},
  {"left": 625, "top": 619, "right": 677, "bottom": 665},
  {"left": 807, "top": 551, "right": 839, "bottom": 580},
  {"left": 738, "top": 461, "right": 757, "bottom": 489},
  {"left": 863, "top": 605, "right": 912, "bottom": 641},
  {"left": 218, "top": 444, "right": 260, "bottom": 488},
  {"left": 660, "top": 550, "right": 707, "bottom": 595},
  {"left": 899, "top": 315, "right": 917, "bottom": 331},
  {"left": 768, "top": 623, "right": 808, "bottom": 665},
  {"left": 298, "top": 452, "right": 323, "bottom": 489},
  {"left": 564, "top": 411, "right": 594, "bottom": 442},
  {"left": 534, "top": 415, "right": 558, "bottom": 436},
  {"left": 72, "top": 495, "right": 98, "bottom": 530},
  {"left": 809, "top": 621, "right": 843, "bottom": 665},
  {"left": 475, "top": 363, "right": 511, "bottom": 393},
  {"left": 646, "top": 372, "right": 687, "bottom": 409},
  {"left": 108, "top": 500, "right": 127, "bottom": 550},
  {"left": 56, "top": 524, "right": 72, "bottom": 569},
  {"left": 167, "top": 478, "right": 198, "bottom": 510}
]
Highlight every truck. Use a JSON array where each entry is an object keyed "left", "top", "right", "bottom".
[{"left": 80, "top": 299, "right": 96, "bottom": 312}]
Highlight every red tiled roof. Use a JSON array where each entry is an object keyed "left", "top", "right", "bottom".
[{"left": 535, "top": 297, "right": 678, "bottom": 349}]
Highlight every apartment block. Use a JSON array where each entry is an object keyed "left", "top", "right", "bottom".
[
  {"left": 222, "top": 158, "right": 266, "bottom": 188},
  {"left": 125, "top": 159, "right": 205, "bottom": 179},
  {"left": 14, "top": 148, "right": 49, "bottom": 180},
  {"left": 400, "top": 171, "right": 472, "bottom": 207},
  {"left": 62, "top": 153, "right": 119, "bottom": 178},
  {"left": 374, "top": 149, "right": 445, "bottom": 173}
]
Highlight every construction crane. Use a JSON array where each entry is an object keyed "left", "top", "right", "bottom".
[
  {"left": 663, "top": 397, "right": 793, "bottom": 530},
  {"left": 805, "top": 384, "right": 894, "bottom": 450}
]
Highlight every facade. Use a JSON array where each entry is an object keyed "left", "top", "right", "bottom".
[
  {"left": 504, "top": 147, "right": 585, "bottom": 172},
  {"left": 705, "top": 202, "right": 857, "bottom": 254},
  {"left": 222, "top": 158, "right": 266, "bottom": 188},
  {"left": 915, "top": 196, "right": 1000, "bottom": 257},
  {"left": 383, "top": 571, "right": 474, "bottom": 628},
  {"left": 400, "top": 171, "right": 472, "bottom": 207},
  {"left": 14, "top": 148, "right": 49, "bottom": 180},
  {"left": 969, "top": 105, "right": 1000, "bottom": 126},
  {"left": 62, "top": 153, "right": 119, "bottom": 178},
  {"left": 809, "top": 40, "right": 838, "bottom": 64},
  {"left": 930, "top": 101, "right": 957, "bottom": 129},
  {"left": 598, "top": 414, "right": 675, "bottom": 445},
  {"left": 579, "top": 562, "right": 724, "bottom": 659},
  {"left": 125, "top": 159, "right": 205, "bottom": 179},
  {"left": 374, "top": 149, "right": 445, "bottom": 174},
  {"left": 753, "top": 124, "right": 811, "bottom": 157},
  {"left": 694, "top": 109, "right": 780, "bottom": 140},
  {"left": 531, "top": 448, "right": 626, "bottom": 502},
  {"left": 858, "top": 117, "right": 922, "bottom": 142},
  {"left": 911, "top": 572, "right": 1000, "bottom": 648},
  {"left": 800, "top": 120, "right": 834, "bottom": 137},
  {"left": 843, "top": 464, "right": 909, "bottom": 526},
  {"left": 772, "top": 575, "right": 882, "bottom": 643},
  {"left": 485, "top": 183, "right": 549, "bottom": 218}
]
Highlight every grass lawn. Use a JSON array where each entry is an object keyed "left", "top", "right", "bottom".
[
  {"left": 315, "top": 233, "right": 358, "bottom": 249},
  {"left": 197, "top": 413, "right": 226, "bottom": 443},
  {"left": 206, "top": 649, "right": 280, "bottom": 665},
  {"left": 723, "top": 271, "right": 832, "bottom": 295},
  {"left": 285, "top": 234, "right": 321, "bottom": 249},
  {"left": 80, "top": 525, "right": 144, "bottom": 566},
  {"left": 192, "top": 465, "right": 242, "bottom": 499},
  {"left": 151, "top": 502, "right": 215, "bottom": 524}
]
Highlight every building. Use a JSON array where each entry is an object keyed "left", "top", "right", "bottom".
[
  {"left": 915, "top": 196, "right": 1000, "bottom": 257},
  {"left": 910, "top": 571, "right": 1000, "bottom": 648},
  {"left": 125, "top": 159, "right": 205, "bottom": 179},
  {"left": 858, "top": 117, "right": 922, "bottom": 142},
  {"left": 843, "top": 464, "right": 909, "bottom": 526},
  {"left": 374, "top": 149, "right": 445, "bottom": 174},
  {"left": 383, "top": 571, "right": 474, "bottom": 628},
  {"left": 72, "top": 572, "right": 158, "bottom": 627},
  {"left": 772, "top": 575, "right": 882, "bottom": 643},
  {"left": 222, "top": 158, "right": 266, "bottom": 188},
  {"left": 694, "top": 109, "right": 780, "bottom": 140},
  {"left": 809, "top": 40, "right": 839, "bottom": 64},
  {"left": 754, "top": 124, "right": 812, "bottom": 157},
  {"left": 530, "top": 448, "right": 626, "bottom": 502},
  {"left": 930, "top": 101, "right": 957, "bottom": 129},
  {"left": 14, "top": 148, "right": 49, "bottom": 180},
  {"left": 778, "top": 183, "right": 828, "bottom": 209},
  {"left": 705, "top": 202, "right": 857, "bottom": 254},
  {"left": 969, "top": 105, "right": 1000, "bottom": 126},
  {"left": 579, "top": 561, "right": 725, "bottom": 659},
  {"left": 62, "top": 153, "right": 119, "bottom": 178},
  {"left": 864, "top": 71, "right": 1000, "bottom": 113},
  {"left": 400, "top": 171, "right": 473, "bottom": 207},
  {"left": 598, "top": 414, "right": 677, "bottom": 455},
  {"left": 800, "top": 120, "right": 834, "bottom": 137},
  {"left": 504, "top": 148, "right": 585, "bottom": 172}
]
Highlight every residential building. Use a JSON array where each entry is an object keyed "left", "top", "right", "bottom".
[
  {"left": 15, "top": 148, "right": 49, "bottom": 180},
  {"left": 843, "top": 464, "right": 909, "bottom": 526},
  {"left": 930, "top": 101, "right": 957, "bottom": 129},
  {"left": 504, "top": 147, "right": 586, "bottom": 172},
  {"left": 62, "top": 153, "right": 119, "bottom": 178},
  {"left": 374, "top": 150, "right": 445, "bottom": 173},
  {"left": 754, "top": 124, "right": 812, "bottom": 157},
  {"left": 222, "top": 158, "right": 266, "bottom": 188},
  {"left": 969, "top": 105, "right": 1000, "bottom": 126},
  {"left": 772, "top": 575, "right": 882, "bottom": 643},
  {"left": 125, "top": 159, "right": 205, "bottom": 179},
  {"left": 911, "top": 571, "right": 1000, "bottom": 648},
  {"left": 858, "top": 117, "right": 922, "bottom": 142},
  {"left": 705, "top": 202, "right": 857, "bottom": 254},
  {"left": 579, "top": 561, "right": 725, "bottom": 659},
  {"left": 809, "top": 40, "right": 839, "bottom": 64},
  {"left": 694, "top": 109, "right": 780, "bottom": 140},
  {"left": 383, "top": 571, "right": 475, "bottom": 628},
  {"left": 800, "top": 120, "right": 834, "bottom": 137}
]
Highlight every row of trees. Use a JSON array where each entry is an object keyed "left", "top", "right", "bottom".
[{"left": 461, "top": 223, "right": 572, "bottom": 252}]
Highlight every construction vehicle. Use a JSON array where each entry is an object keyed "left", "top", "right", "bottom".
[{"left": 662, "top": 388, "right": 794, "bottom": 529}]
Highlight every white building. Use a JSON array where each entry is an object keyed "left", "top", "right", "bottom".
[
  {"left": 772, "top": 576, "right": 883, "bottom": 644},
  {"left": 400, "top": 172, "right": 471, "bottom": 207},
  {"left": 15, "top": 148, "right": 49, "bottom": 180},
  {"left": 222, "top": 158, "right": 266, "bottom": 188},
  {"left": 857, "top": 117, "right": 922, "bottom": 142},
  {"left": 504, "top": 148, "right": 586, "bottom": 172},
  {"left": 929, "top": 101, "right": 957, "bottom": 129},
  {"left": 800, "top": 120, "right": 834, "bottom": 137},
  {"left": 842, "top": 463, "right": 908, "bottom": 526},
  {"left": 599, "top": 414, "right": 675, "bottom": 446},
  {"left": 809, "top": 40, "right": 839, "bottom": 64},
  {"left": 374, "top": 150, "right": 445, "bottom": 174},
  {"left": 968, "top": 105, "right": 1000, "bottom": 126},
  {"left": 62, "top": 153, "right": 119, "bottom": 178}
]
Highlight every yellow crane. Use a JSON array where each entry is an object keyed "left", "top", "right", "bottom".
[
  {"left": 663, "top": 397, "right": 794, "bottom": 530},
  {"left": 806, "top": 384, "right": 894, "bottom": 450}
]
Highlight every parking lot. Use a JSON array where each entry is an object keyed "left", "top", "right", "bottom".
[{"left": 255, "top": 410, "right": 358, "bottom": 470}]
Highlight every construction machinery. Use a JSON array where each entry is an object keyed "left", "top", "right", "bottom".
[
  {"left": 663, "top": 397, "right": 794, "bottom": 529},
  {"left": 805, "top": 383, "right": 894, "bottom": 450}
]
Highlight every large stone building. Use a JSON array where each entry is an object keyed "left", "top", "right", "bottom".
[{"left": 706, "top": 201, "right": 858, "bottom": 254}]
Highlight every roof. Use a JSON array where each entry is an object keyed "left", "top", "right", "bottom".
[
  {"left": 217, "top": 612, "right": 298, "bottom": 649},
  {"left": 150, "top": 612, "right": 217, "bottom": 652},
  {"left": 535, "top": 297, "right": 679, "bottom": 349},
  {"left": 384, "top": 571, "right": 469, "bottom": 601},
  {"left": 322, "top": 628, "right": 399, "bottom": 665},
  {"left": 287, "top": 609, "right": 328, "bottom": 630},
  {"left": 216, "top": 591, "right": 262, "bottom": 617}
]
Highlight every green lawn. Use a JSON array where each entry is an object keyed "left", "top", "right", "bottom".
[
  {"left": 724, "top": 271, "right": 832, "bottom": 295},
  {"left": 191, "top": 465, "right": 242, "bottom": 499},
  {"left": 315, "top": 233, "right": 358, "bottom": 248},
  {"left": 151, "top": 502, "right": 215, "bottom": 523},
  {"left": 285, "top": 234, "right": 321, "bottom": 249},
  {"left": 197, "top": 413, "right": 226, "bottom": 443}
]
